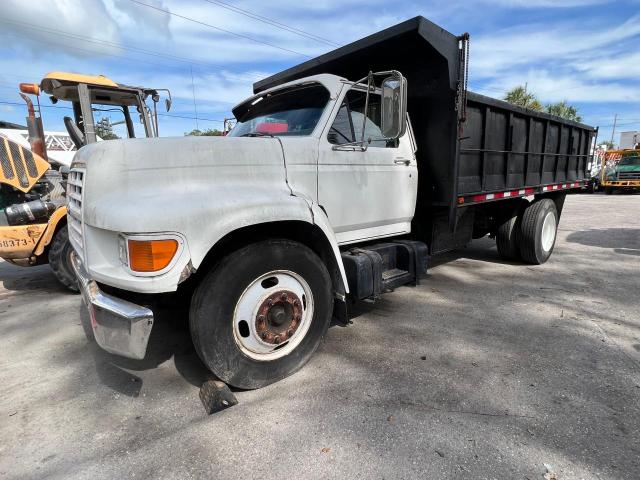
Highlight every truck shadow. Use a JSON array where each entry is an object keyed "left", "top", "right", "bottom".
[
  {"left": 566, "top": 228, "right": 640, "bottom": 255},
  {"left": 80, "top": 302, "right": 210, "bottom": 397},
  {"left": 0, "top": 261, "right": 70, "bottom": 294},
  {"left": 429, "top": 238, "right": 522, "bottom": 268}
]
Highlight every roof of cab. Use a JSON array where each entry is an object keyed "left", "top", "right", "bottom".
[{"left": 41, "top": 72, "right": 119, "bottom": 89}]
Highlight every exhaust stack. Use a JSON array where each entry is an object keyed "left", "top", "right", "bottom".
[{"left": 19, "top": 83, "right": 48, "bottom": 161}]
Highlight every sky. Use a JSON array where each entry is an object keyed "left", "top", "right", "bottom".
[{"left": 0, "top": 0, "right": 638, "bottom": 144}]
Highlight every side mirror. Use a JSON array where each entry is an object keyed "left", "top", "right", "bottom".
[
  {"left": 165, "top": 98, "right": 172, "bottom": 112},
  {"left": 381, "top": 73, "right": 407, "bottom": 139}
]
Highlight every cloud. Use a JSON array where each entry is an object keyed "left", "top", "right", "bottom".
[
  {"left": 472, "top": 15, "right": 640, "bottom": 76},
  {"left": 0, "top": 0, "right": 172, "bottom": 59},
  {"left": 574, "top": 51, "right": 640, "bottom": 80},
  {"left": 469, "top": 12, "right": 640, "bottom": 104},
  {"left": 480, "top": 69, "right": 640, "bottom": 103}
]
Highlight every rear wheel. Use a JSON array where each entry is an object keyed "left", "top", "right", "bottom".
[
  {"left": 496, "top": 202, "right": 524, "bottom": 261},
  {"left": 48, "top": 226, "right": 79, "bottom": 292},
  {"left": 190, "top": 239, "right": 333, "bottom": 389},
  {"left": 518, "top": 199, "right": 558, "bottom": 265}
]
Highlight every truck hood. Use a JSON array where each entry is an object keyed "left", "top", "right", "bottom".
[{"left": 73, "top": 135, "right": 291, "bottom": 231}]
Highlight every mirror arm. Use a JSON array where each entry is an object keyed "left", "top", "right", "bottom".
[{"left": 359, "top": 71, "right": 374, "bottom": 148}]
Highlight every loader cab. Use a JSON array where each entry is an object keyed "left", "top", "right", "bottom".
[{"left": 37, "top": 72, "right": 171, "bottom": 149}]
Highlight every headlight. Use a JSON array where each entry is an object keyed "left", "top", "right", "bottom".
[{"left": 118, "top": 233, "right": 184, "bottom": 275}]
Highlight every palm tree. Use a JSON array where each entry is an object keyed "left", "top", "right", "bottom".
[
  {"left": 504, "top": 86, "right": 543, "bottom": 111},
  {"left": 546, "top": 101, "right": 582, "bottom": 122}
]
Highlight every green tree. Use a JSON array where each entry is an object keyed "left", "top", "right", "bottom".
[
  {"left": 546, "top": 101, "right": 582, "bottom": 122},
  {"left": 95, "top": 117, "right": 119, "bottom": 140},
  {"left": 185, "top": 128, "right": 224, "bottom": 136},
  {"left": 598, "top": 140, "right": 615, "bottom": 150},
  {"left": 504, "top": 86, "right": 543, "bottom": 111}
]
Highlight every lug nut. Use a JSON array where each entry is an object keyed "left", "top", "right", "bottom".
[
  {"left": 267, "top": 299, "right": 273, "bottom": 307},
  {"left": 293, "top": 299, "right": 299, "bottom": 307},
  {"left": 274, "top": 336, "right": 281, "bottom": 344},
  {"left": 287, "top": 329, "right": 294, "bottom": 337},
  {"left": 281, "top": 293, "right": 288, "bottom": 301},
  {"left": 260, "top": 332, "right": 268, "bottom": 340}
]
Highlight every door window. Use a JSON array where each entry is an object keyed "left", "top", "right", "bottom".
[{"left": 328, "top": 89, "right": 397, "bottom": 148}]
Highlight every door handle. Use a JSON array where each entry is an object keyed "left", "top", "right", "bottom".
[{"left": 394, "top": 158, "right": 411, "bottom": 166}]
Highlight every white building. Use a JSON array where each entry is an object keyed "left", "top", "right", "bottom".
[{"left": 620, "top": 131, "right": 640, "bottom": 150}]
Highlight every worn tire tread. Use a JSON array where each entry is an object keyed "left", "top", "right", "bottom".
[
  {"left": 190, "top": 239, "right": 333, "bottom": 389},
  {"left": 48, "top": 227, "right": 79, "bottom": 292}
]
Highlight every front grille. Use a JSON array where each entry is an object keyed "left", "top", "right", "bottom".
[
  {"left": 66, "top": 168, "right": 85, "bottom": 258},
  {"left": 618, "top": 172, "right": 640, "bottom": 180},
  {"left": 8, "top": 140, "right": 28, "bottom": 188},
  {"left": 0, "top": 139, "right": 15, "bottom": 179}
]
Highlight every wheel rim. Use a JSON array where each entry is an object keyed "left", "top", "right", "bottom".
[
  {"left": 232, "top": 270, "right": 314, "bottom": 361},
  {"left": 541, "top": 211, "right": 557, "bottom": 252}
]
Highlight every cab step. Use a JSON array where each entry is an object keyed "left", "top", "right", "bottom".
[{"left": 341, "top": 240, "right": 428, "bottom": 300}]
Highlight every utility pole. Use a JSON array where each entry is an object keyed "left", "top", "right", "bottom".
[{"left": 610, "top": 113, "right": 617, "bottom": 145}]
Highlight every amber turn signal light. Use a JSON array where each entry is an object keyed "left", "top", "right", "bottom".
[{"left": 128, "top": 238, "right": 178, "bottom": 272}]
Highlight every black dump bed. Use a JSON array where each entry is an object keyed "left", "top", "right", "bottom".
[{"left": 255, "top": 16, "right": 596, "bottom": 220}]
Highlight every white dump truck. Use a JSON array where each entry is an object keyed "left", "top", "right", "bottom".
[{"left": 70, "top": 17, "right": 596, "bottom": 389}]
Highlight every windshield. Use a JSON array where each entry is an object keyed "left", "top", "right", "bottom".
[
  {"left": 230, "top": 83, "right": 329, "bottom": 137},
  {"left": 619, "top": 154, "right": 640, "bottom": 166}
]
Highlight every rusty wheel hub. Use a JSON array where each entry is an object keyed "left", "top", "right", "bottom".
[
  {"left": 255, "top": 290, "right": 302, "bottom": 345},
  {"left": 233, "top": 270, "right": 314, "bottom": 361}
]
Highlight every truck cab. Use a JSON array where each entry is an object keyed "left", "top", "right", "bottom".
[{"left": 601, "top": 149, "right": 640, "bottom": 194}]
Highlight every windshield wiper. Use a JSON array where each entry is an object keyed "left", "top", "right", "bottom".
[{"left": 239, "top": 132, "right": 272, "bottom": 137}]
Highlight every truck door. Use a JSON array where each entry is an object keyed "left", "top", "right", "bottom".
[{"left": 318, "top": 87, "right": 417, "bottom": 245}]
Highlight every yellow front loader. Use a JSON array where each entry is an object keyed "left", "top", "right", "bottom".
[{"left": 0, "top": 72, "right": 171, "bottom": 290}]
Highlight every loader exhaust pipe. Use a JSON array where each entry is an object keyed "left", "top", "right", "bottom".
[{"left": 19, "top": 83, "right": 48, "bottom": 161}]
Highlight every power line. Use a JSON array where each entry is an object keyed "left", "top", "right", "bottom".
[
  {"left": 0, "top": 100, "right": 226, "bottom": 123},
  {"left": 128, "top": 0, "right": 309, "bottom": 57},
  {"left": 0, "top": 100, "right": 72, "bottom": 110},
  {"left": 201, "top": 0, "right": 340, "bottom": 47},
  {"left": 0, "top": 18, "right": 263, "bottom": 78},
  {"left": 158, "top": 113, "right": 224, "bottom": 123}
]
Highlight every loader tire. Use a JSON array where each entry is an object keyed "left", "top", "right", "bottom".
[
  {"left": 190, "top": 239, "right": 333, "bottom": 389},
  {"left": 518, "top": 199, "right": 558, "bottom": 265},
  {"left": 49, "top": 226, "right": 79, "bottom": 292}
]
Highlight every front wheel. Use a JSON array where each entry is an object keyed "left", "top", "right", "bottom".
[
  {"left": 48, "top": 226, "right": 79, "bottom": 292},
  {"left": 518, "top": 199, "right": 558, "bottom": 265},
  {"left": 190, "top": 240, "right": 333, "bottom": 389}
]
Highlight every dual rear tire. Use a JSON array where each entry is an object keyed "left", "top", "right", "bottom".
[{"left": 496, "top": 198, "right": 558, "bottom": 265}]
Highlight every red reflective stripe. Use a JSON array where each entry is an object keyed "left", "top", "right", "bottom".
[{"left": 461, "top": 182, "right": 585, "bottom": 204}]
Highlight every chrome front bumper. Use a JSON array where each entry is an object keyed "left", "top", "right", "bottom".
[{"left": 71, "top": 251, "right": 154, "bottom": 360}]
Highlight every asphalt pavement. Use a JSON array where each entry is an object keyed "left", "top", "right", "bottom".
[{"left": 1, "top": 193, "right": 639, "bottom": 479}]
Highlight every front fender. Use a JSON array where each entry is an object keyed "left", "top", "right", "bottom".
[
  {"left": 33, "top": 206, "right": 67, "bottom": 256},
  {"left": 308, "top": 202, "right": 349, "bottom": 295}
]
